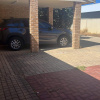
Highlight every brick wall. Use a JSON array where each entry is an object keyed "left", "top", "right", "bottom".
[
  {"left": 29, "top": 0, "right": 39, "bottom": 52},
  {"left": 0, "top": 2, "right": 39, "bottom": 52},
  {"left": 0, "top": 4, "right": 29, "bottom": 23},
  {"left": 48, "top": 7, "right": 53, "bottom": 25},
  {"left": 72, "top": 2, "right": 81, "bottom": 49}
]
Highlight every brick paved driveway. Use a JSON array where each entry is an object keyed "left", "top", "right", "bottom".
[
  {"left": 0, "top": 36, "right": 100, "bottom": 100},
  {"left": 26, "top": 66, "right": 100, "bottom": 100}
]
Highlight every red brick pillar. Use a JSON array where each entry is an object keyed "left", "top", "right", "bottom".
[
  {"left": 48, "top": 7, "right": 53, "bottom": 25},
  {"left": 72, "top": 2, "right": 81, "bottom": 49},
  {"left": 29, "top": 0, "right": 39, "bottom": 52}
]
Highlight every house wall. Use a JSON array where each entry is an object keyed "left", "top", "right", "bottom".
[
  {"left": 0, "top": 4, "right": 29, "bottom": 23},
  {"left": 81, "top": 11, "right": 100, "bottom": 34}
]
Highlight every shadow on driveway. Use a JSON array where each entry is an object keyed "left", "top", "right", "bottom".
[
  {"left": 80, "top": 40, "right": 100, "bottom": 48},
  {"left": 0, "top": 36, "right": 100, "bottom": 100},
  {"left": 26, "top": 66, "right": 100, "bottom": 100}
]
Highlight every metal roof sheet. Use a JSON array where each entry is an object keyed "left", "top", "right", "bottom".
[{"left": 81, "top": 3, "right": 100, "bottom": 13}]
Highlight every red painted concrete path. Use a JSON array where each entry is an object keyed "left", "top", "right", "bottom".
[
  {"left": 26, "top": 66, "right": 100, "bottom": 100},
  {"left": 84, "top": 65, "right": 100, "bottom": 81}
]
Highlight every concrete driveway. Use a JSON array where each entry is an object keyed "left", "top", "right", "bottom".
[{"left": 41, "top": 36, "right": 100, "bottom": 67}]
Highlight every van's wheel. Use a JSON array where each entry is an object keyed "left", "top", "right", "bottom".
[
  {"left": 58, "top": 36, "right": 69, "bottom": 47},
  {"left": 9, "top": 37, "right": 24, "bottom": 51}
]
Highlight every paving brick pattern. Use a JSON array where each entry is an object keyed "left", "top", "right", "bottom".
[
  {"left": 4, "top": 50, "right": 73, "bottom": 76},
  {"left": 84, "top": 65, "right": 100, "bottom": 81},
  {"left": 0, "top": 75, "right": 39, "bottom": 100},
  {"left": 0, "top": 48, "right": 39, "bottom": 100},
  {"left": 26, "top": 68, "right": 100, "bottom": 100},
  {"left": 0, "top": 46, "right": 73, "bottom": 100},
  {"left": 1, "top": 45, "right": 100, "bottom": 100}
]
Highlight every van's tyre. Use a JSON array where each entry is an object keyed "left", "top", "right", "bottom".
[
  {"left": 9, "top": 37, "right": 24, "bottom": 51},
  {"left": 58, "top": 36, "right": 69, "bottom": 47}
]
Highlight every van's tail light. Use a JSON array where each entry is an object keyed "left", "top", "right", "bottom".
[
  {"left": 0, "top": 28, "right": 2, "bottom": 31},
  {"left": 2, "top": 28, "right": 8, "bottom": 31},
  {"left": 0, "top": 27, "right": 8, "bottom": 31}
]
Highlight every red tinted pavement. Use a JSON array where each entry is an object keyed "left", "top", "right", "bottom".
[{"left": 26, "top": 66, "right": 100, "bottom": 100}]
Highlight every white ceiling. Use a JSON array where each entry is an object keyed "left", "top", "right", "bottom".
[
  {"left": 39, "top": 0, "right": 95, "bottom": 8},
  {"left": 0, "top": 0, "right": 95, "bottom": 8}
]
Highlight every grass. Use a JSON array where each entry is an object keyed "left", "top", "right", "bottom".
[
  {"left": 80, "top": 28, "right": 100, "bottom": 37},
  {"left": 76, "top": 66, "right": 86, "bottom": 71}
]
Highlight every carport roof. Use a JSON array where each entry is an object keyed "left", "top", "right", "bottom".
[{"left": 0, "top": 0, "right": 95, "bottom": 8}]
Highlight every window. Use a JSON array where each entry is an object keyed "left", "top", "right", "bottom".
[
  {"left": 23, "top": 20, "right": 29, "bottom": 27},
  {"left": 19, "top": 22, "right": 24, "bottom": 27},
  {"left": 39, "top": 22, "right": 51, "bottom": 29},
  {"left": 6, "top": 23, "right": 19, "bottom": 27}
]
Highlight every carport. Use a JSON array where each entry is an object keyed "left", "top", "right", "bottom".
[{"left": 0, "top": 0, "right": 95, "bottom": 52}]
